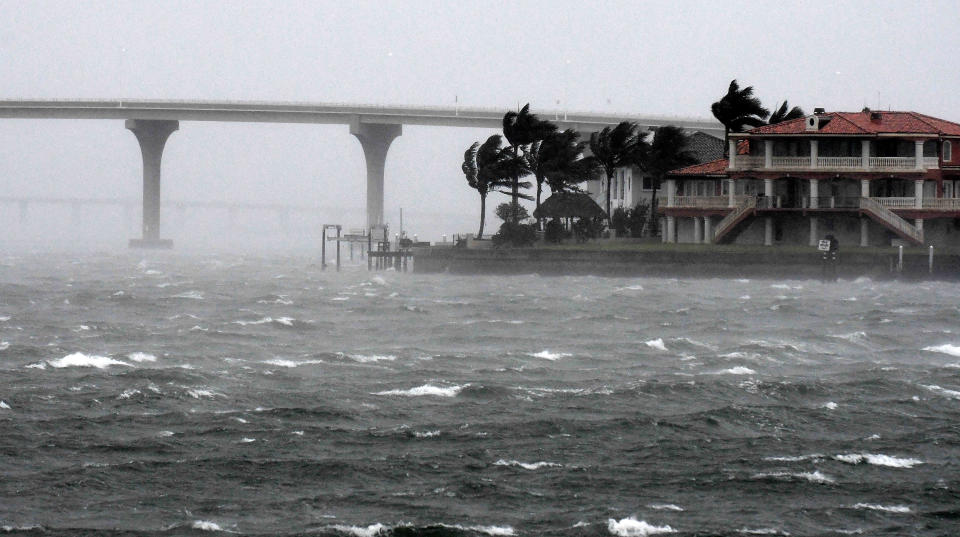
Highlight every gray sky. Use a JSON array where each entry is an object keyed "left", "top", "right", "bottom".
[{"left": 2, "top": 0, "right": 958, "bottom": 247}]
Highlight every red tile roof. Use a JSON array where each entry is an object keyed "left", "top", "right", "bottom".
[
  {"left": 669, "top": 158, "right": 728, "bottom": 176},
  {"left": 745, "top": 111, "right": 960, "bottom": 136}
]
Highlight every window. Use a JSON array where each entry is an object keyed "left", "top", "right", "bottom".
[
  {"left": 945, "top": 140, "right": 952, "bottom": 162},
  {"left": 642, "top": 176, "right": 654, "bottom": 191}
]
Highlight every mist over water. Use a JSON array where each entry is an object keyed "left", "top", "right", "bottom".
[{"left": 1, "top": 252, "right": 959, "bottom": 536}]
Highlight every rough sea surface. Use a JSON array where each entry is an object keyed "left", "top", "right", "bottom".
[{"left": 1, "top": 252, "right": 959, "bottom": 537}]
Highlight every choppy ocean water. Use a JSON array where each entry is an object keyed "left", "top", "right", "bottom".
[{"left": 1, "top": 252, "right": 959, "bottom": 537}]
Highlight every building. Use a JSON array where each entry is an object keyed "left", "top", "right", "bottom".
[
  {"left": 584, "top": 131, "right": 723, "bottom": 214},
  {"left": 663, "top": 109, "right": 960, "bottom": 247}
]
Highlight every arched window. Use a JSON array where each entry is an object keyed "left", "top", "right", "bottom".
[{"left": 944, "top": 140, "right": 952, "bottom": 163}]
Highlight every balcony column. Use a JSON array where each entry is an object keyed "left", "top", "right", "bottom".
[
  {"left": 728, "top": 139, "right": 738, "bottom": 169},
  {"left": 666, "top": 216, "right": 676, "bottom": 243},
  {"left": 860, "top": 217, "right": 869, "bottom": 247},
  {"left": 915, "top": 140, "right": 924, "bottom": 170},
  {"left": 764, "top": 140, "right": 773, "bottom": 168},
  {"left": 915, "top": 179, "right": 924, "bottom": 209},
  {"left": 693, "top": 217, "right": 703, "bottom": 243},
  {"left": 861, "top": 139, "right": 871, "bottom": 169},
  {"left": 666, "top": 179, "right": 676, "bottom": 207},
  {"left": 703, "top": 216, "right": 712, "bottom": 244},
  {"left": 860, "top": 179, "right": 870, "bottom": 198},
  {"left": 728, "top": 179, "right": 736, "bottom": 207},
  {"left": 764, "top": 217, "right": 773, "bottom": 246},
  {"left": 809, "top": 217, "right": 818, "bottom": 246},
  {"left": 764, "top": 178, "right": 774, "bottom": 208},
  {"left": 810, "top": 139, "right": 819, "bottom": 168},
  {"left": 809, "top": 179, "right": 819, "bottom": 209}
]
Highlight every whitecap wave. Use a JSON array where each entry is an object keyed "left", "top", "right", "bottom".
[
  {"left": 117, "top": 389, "right": 141, "bottom": 400},
  {"left": 331, "top": 523, "right": 389, "bottom": 537},
  {"left": 607, "top": 517, "right": 675, "bottom": 536},
  {"left": 528, "top": 350, "right": 571, "bottom": 360},
  {"left": 823, "top": 401, "right": 838, "bottom": 410},
  {"left": 186, "top": 388, "right": 222, "bottom": 399},
  {"left": 645, "top": 338, "right": 667, "bottom": 351},
  {"left": 737, "top": 528, "right": 788, "bottom": 535},
  {"left": 414, "top": 430, "right": 440, "bottom": 438},
  {"left": 128, "top": 352, "right": 157, "bottom": 363},
  {"left": 924, "top": 343, "right": 960, "bottom": 357},
  {"left": 494, "top": 459, "right": 562, "bottom": 470},
  {"left": 48, "top": 353, "right": 131, "bottom": 369},
  {"left": 375, "top": 384, "right": 464, "bottom": 397},
  {"left": 347, "top": 354, "right": 397, "bottom": 363},
  {"left": 262, "top": 359, "right": 298, "bottom": 368},
  {"left": 717, "top": 366, "right": 756, "bottom": 375},
  {"left": 753, "top": 470, "right": 834, "bottom": 484},
  {"left": 191, "top": 520, "right": 224, "bottom": 531},
  {"left": 850, "top": 503, "right": 911, "bottom": 513},
  {"left": 764, "top": 453, "right": 823, "bottom": 462},
  {"left": 440, "top": 524, "right": 514, "bottom": 536},
  {"left": 833, "top": 453, "right": 922, "bottom": 468},
  {"left": 921, "top": 384, "right": 960, "bottom": 399},
  {"left": 0, "top": 401, "right": 10, "bottom": 410},
  {"left": 171, "top": 291, "right": 204, "bottom": 300},
  {"left": 646, "top": 504, "right": 683, "bottom": 511}
]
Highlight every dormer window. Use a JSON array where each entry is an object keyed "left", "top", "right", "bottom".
[{"left": 945, "top": 140, "right": 952, "bottom": 162}]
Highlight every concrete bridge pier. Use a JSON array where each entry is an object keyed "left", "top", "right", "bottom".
[
  {"left": 351, "top": 122, "right": 401, "bottom": 228},
  {"left": 126, "top": 119, "right": 178, "bottom": 249}
]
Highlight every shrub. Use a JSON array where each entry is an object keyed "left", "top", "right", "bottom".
[
  {"left": 544, "top": 218, "right": 567, "bottom": 243},
  {"left": 611, "top": 207, "right": 630, "bottom": 236},
  {"left": 628, "top": 201, "right": 649, "bottom": 237},
  {"left": 572, "top": 217, "right": 601, "bottom": 242},
  {"left": 495, "top": 202, "right": 530, "bottom": 223},
  {"left": 492, "top": 221, "right": 537, "bottom": 247}
]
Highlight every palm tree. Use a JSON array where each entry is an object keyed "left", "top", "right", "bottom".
[
  {"left": 711, "top": 80, "right": 769, "bottom": 156},
  {"left": 502, "top": 104, "right": 557, "bottom": 220},
  {"left": 643, "top": 125, "right": 697, "bottom": 234},
  {"left": 462, "top": 135, "right": 531, "bottom": 239},
  {"left": 524, "top": 129, "right": 590, "bottom": 225},
  {"left": 587, "top": 121, "right": 648, "bottom": 222},
  {"left": 767, "top": 100, "right": 805, "bottom": 125}
]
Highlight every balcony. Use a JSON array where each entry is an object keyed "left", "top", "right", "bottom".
[
  {"left": 672, "top": 195, "right": 960, "bottom": 211},
  {"left": 732, "top": 156, "right": 939, "bottom": 171}
]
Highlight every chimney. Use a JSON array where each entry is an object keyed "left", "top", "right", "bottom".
[
  {"left": 814, "top": 107, "right": 826, "bottom": 114},
  {"left": 870, "top": 111, "right": 882, "bottom": 121}
]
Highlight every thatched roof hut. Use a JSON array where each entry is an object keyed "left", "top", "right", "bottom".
[{"left": 533, "top": 192, "right": 606, "bottom": 220}]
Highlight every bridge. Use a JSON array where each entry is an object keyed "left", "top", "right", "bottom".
[{"left": 0, "top": 99, "right": 723, "bottom": 248}]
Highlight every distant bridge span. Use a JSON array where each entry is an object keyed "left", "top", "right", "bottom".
[{"left": 0, "top": 99, "right": 723, "bottom": 247}]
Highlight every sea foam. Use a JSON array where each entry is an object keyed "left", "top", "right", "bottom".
[
  {"left": 833, "top": 453, "right": 922, "bottom": 468},
  {"left": 850, "top": 503, "right": 911, "bottom": 513},
  {"left": 529, "top": 350, "right": 571, "bottom": 360},
  {"left": 493, "top": 459, "right": 562, "bottom": 470},
  {"left": 375, "top": 384, "right": 464, "bottom": 397},
  {"left": 191, "top": 520, "right": 224, "bottom": 531},
  {"left": 753, "top": 470, "right": 835, "bottom": 484},
  {"left": 645, "top": 338, "right": 667, "bottom": 351},
  {"left": 924, "top": 343, "right": 960, "bottom": 357},
  {"left": 607, "top": 517, "right": 675, "bottom": 536},
  {"left": 48, "top": 353, "right": 131, "bottom": 369},
  {"left": 128, "top": 352, "right": 157, "bottom": 363}
]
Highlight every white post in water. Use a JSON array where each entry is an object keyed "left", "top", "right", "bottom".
[
  {"left": 929, "top": 245, "right": 934, "bottom": 274},
  {"left": 898, "top": 245, "right": 904, "bottom": 273}
]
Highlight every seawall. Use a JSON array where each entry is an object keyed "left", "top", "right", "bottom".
[{"left": 413, "top": 246, "right": 960, "bottom": 280}]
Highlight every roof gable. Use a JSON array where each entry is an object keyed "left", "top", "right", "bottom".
[{"left": 743, "top": 111, "right": 960, "bottom": 136}]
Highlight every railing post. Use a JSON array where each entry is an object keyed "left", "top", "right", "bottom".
[
  {"left": 929, "top": 245, "right": 934, "bottom": 274},
  {"left": 898, "top": 245, "right": 904, "bottom": 272}
]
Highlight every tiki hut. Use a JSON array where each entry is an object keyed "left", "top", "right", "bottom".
[{"left": 533, "top": 192, "right": 606, "bottom": 220}]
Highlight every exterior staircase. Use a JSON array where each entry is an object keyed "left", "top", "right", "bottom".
[
  {"left": 860, "top": 197, "right": 924, "bottom": 245},
  {"left": 713, "top": 197, "right": 757, "bottom": 243}
]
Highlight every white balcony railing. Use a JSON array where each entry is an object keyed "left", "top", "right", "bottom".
[
  {"left": 868, "top": 157, "right": 914, "bottom": 169},
  {"left": 731, "top": 155, "right": 939, "bottom": 171},
  {"left": 817, "top": 156, "right": 862, "bottom": 168},
  {"left": 770, "top": 156, "right": 809, "bottom": 168},
  {"left": 873, "top": 197, "right": 916, "bottom": 208},
  {"left": 672, "top": 196, "right": 729, "bottom": 208},
  {"left": 923, "top": 198, "right": 960, "bottom": 210}
]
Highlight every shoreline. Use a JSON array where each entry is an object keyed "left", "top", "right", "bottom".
[{"left": 413, "top": 245, "right": 960, "bottom": 280}]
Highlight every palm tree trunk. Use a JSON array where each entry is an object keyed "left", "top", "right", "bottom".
[
  {"left": 478, "top": 193, "right": 486, "bottom": 239},
  {"left": 535, "top": 177, "right": 543, "bottom": 230},
  {"left": 648, "top": 181, "right": 659, "bottom": 236},
  {"left": 605, "top": 170, "right": 613, "bottom": 225}
]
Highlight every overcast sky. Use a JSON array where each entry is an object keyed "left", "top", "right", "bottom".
[{"left": 2, "top": 0, "right": 958, "bottom": 247}]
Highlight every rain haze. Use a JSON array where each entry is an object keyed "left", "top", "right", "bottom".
[
  {"left": 3, "top": 4, "right": 960, "bottom": 537},
  {"left": 1, "top": 0, "right": 958, "bottom": 249}
]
